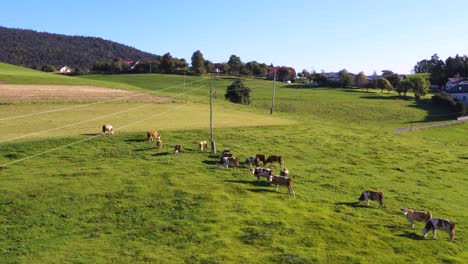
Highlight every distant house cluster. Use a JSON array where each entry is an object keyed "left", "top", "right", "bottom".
[{"left": 445, "top": 78, "right": 468, "bottom": 105}]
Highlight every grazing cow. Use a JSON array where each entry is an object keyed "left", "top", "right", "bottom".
[
  {"left": 174, "top": 144, "right": 183, "bottom": 154},
  {"left": 147, "top": 130, "right": 160, "bottom": 142},
  {"left": 264, "top": 155, "right": 283, "bottom": 166},
  {"left": 156, "top": 139, "right": 163, "bottom": 149},
  {"left": 199, "top": 141, "right": 208, "bottom": 152},
  {"left": 267, "top": 175, "right": 296, "bottom": 198},
  {"left": 422, "top": 218, "right": 456, "bottom": 241},
  {"left": 255, "top": 154, "right": 266, "bottom": 165},
  {"left": 245, "top": 157, "right": 259, "bottom": 167},
  {"left": 401, "top": 208, "right": 432, "bottom": 228},
  {"left": 280, "top": 168, "right": 289, "bottom": 177},
  {"left": 250, "top": 167, "right": 272, "bottom": 181},
  {"left": 102, "top": 124, "right": 114, "bottom": 135},
  {"left": 217, "top": 156, "right": 239, "bottom": 168},
  {"left": 222, "top": 150, "right": 232, "bottom": 158},
  {"left": 357, "top": 190, "right": 384, "bottom": 209}
]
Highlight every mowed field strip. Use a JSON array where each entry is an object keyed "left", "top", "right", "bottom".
[{"left": 0, "top": 85, "right": 296, "bottom": 143}]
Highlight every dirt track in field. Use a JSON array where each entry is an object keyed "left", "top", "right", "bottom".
[{"left": 0, "top": 85, "right": 167, "bottom": 102}]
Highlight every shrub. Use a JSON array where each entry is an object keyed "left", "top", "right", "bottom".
[{"left": 225, "top": 79, "right": 251, "bottom": 104}]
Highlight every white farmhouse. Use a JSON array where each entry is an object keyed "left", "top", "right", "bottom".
[{"left": 445, "top": 78, "right": 468, "bottom": 105}]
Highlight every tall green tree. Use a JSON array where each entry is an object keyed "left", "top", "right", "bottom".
[
  {"left": 407, "top": 75, "right": 430, "bottom": 100},
  {"left": 227, "top": 55, "right": 242, "bottom": 75},
  {"left": 204, "top": 60, "right": 214, "bottom": 73},
  {"left": 160, "top": 52, "right": 175, "bottom": 74},
  {"left": 396, "top": 78, "right": 411, "bottom": 97},
  {"left": 382, "top": 70, "right": 401, "bottom": 88},
  {"left": 354, "top": 71, "right": 369, "bottom": 89},
  {"left": 377, "top": 78, "right": 393, "bottom": 93},
  {"left": 191, "top": 50, "right": 206, "bottom": 75},
  {"left": 338, "top": 69, "right": 353, "bottom": 87}
]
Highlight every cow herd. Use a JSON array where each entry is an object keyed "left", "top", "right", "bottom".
[{"left": 101, "top": 125, "right": 457, "bottom": 241}]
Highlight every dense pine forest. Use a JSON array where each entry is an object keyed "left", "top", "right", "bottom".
[{"left": 0, "top": 26, "right": 160, "bottom": 70}]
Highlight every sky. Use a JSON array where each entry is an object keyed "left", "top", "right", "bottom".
[{"left": 2, "top": 0, "right": 468, "bottom": 75}]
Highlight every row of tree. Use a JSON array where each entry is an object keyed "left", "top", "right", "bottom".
[
  {"left": 414, "top": 53, "right": 468, "bottom": 86},
  {"left": 90, "top": 50, "right": 271, "bottom": 77}
]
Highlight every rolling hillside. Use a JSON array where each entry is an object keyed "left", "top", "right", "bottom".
[
  {"left": 0, "top": 26, "right": 160, "bottom": 69},
  {"left": 0, "top": 63, "right": 467, "bottom": 263}
]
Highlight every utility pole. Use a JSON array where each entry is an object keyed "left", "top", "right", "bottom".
[
  {"left": 210, "top": 74, "right": 216, "bottom": 154},
  {"left": 291, "top": 85, "right": 294, "bottom": 114},
  {"left": 270, "top": 69, "right": 276, "bottom": 114},
  {"left": 183, "top": 70, "right": 186, "bottom": 103}
]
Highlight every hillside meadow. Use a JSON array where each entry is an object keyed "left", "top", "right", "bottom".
[{"left": 0, "top": 64, "right": 467, "bottom": 263}]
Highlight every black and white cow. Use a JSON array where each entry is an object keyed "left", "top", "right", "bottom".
[
  {"left": 174, "top": 144, "right": 183, "bottom": 153},
  {"left": 250, "top": 167, "right": 272, "bottom": 181},
  {"left": 245, "top": 157, "right": 259, "bottom": 167},
  {"left": 357, "top": 190, "right": 384, "bottom": 209},
  {"left": 217, "top": 156, "right": 239, "bottom": 168},
  {"left": 422, "top": 218, "right": 456, "bottom": 241}
]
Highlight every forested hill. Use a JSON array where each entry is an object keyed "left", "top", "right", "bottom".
[{"left": 0, "top": 26, "right": 160, "bottom": 69}]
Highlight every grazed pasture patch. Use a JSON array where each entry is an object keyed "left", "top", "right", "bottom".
[{"left": 0, "top": 85, "right": 166, "bottom": 102}]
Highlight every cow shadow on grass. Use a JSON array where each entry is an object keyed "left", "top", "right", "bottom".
[
  {"left": 202, "top": 160, "right": 219, "bottom": 165},
  {"left": 125, "top": 138, "right": 147, "bottom": 143},
  {"left": 396, "top": 231, "right": 425, "bottom": 240},
  {"left": 81, "top": 133, "right": 100, "bottom": 136},
  {"left": 134, "top": 147, "right": 157, "bottom": 152},
  {"left": 225, "top": 180, "right": 272, "bottom": 187},
  {"left": 152, "top": 152, "right": 170, "bottom": 156},
  {"left": 335, "top": 201, "right": 366, "bottom": 208}
]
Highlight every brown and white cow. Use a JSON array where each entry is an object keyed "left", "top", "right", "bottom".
[
  {"left": 255, "top": 154, "right": 266, "bottom": 166},
  {"left": 199, "top": 141, "right": 208, "bottom": 152},
  {"left": 264, "top": 155, "right": 283, "bottom": 166},
  {"left": 245, "top": 157, "right": 259, "bottom": 167},
  {"left": 250, "top": 167, "right": 272, "bottom": 181},
  {"left": 102, "top": 124, "right": 114, "bottom": 135},
  {"left": 156, "top": 139, "right": 163, "bottom": 149},
  {"left": 280, "top": 168, "right": 289, "bottom": 177},
  {"left": 267, "top": 174, "right": 296, "bottom": 198},
  {"left": 357, "top": 190, "right": 384, "bottom": 209},
  {"left": 217, "top": 156, "right": 239, "bottom": 168},
  {"left": 174, "top": 144, "right": 183, "bottom": 154},
  {"left": 422, "top": 218, "right": 456, "bottom": 241},
  {"left": 401, "top": 208, "right": 432, "bottom": 228},
  {"left": 147, "top": 130, "right": 160, "bottom": 142}
]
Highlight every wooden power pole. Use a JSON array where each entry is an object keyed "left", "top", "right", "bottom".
[{"left": 210, "top": 74, "right": 216, "bottom": 154}]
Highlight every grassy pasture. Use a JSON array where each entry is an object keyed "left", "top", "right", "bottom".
[{"left": 0, "top": 64, "right": 467, "bottom": 263}]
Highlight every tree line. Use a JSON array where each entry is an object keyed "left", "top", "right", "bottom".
[{"left": 414, "top": 53, "right": 468, "bottom": 86}]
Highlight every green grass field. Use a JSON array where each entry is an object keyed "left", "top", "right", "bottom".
[{"left": 0, "top": 64, "right": 467, "bottom": 263}]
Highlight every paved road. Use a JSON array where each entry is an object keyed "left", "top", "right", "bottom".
[{"left": 394, "top": 119, "right": 468, "bottom": 133}]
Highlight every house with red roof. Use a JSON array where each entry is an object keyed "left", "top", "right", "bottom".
[{"left": 267, "top": 66, "right": 296, "bottom": 81}]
